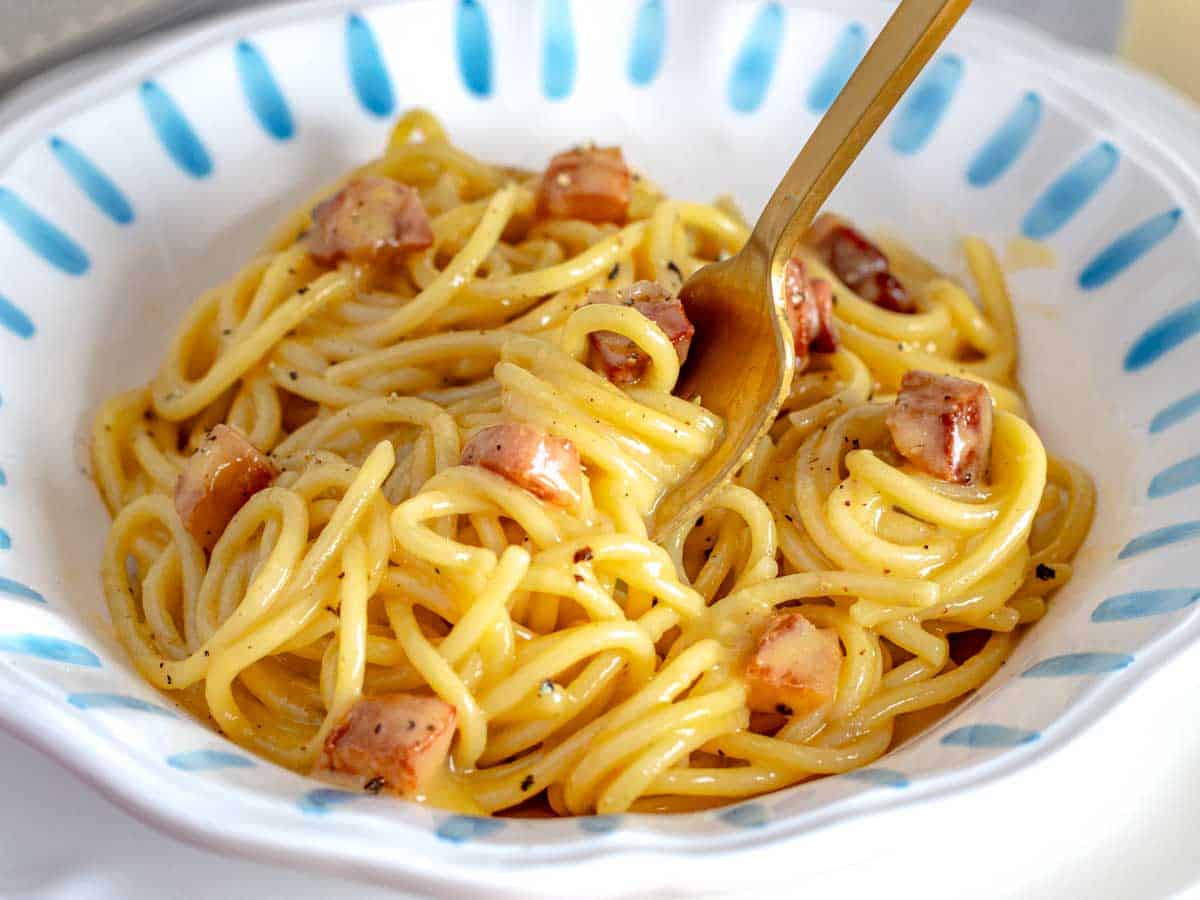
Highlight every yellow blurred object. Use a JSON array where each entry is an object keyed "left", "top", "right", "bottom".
[{"left": 1120, "top": 0, "right": 1200, "bottom": 102}]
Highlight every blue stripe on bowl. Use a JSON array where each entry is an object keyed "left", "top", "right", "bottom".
[
  {"left": 140, "top": 81, "right": 212, "bottom": 178},
  {"left": 167, "top": 749, "right": 256, "bottom": 771},
  {"left": 728, "top": 2, "right": 784, "bottom": 114},
  {"left": 1021, "top": 652, "right": 1133, "bottom": 677},
  {"left": 1079, "top": 208, "right": 1182, "bottom": 291},
  {"left": 0, "top": 294, "right": 33, "bottom": 338},
  {"left": 890, "top": 55, "right": 964, "bottom": 155},
  {"left": 0, "top": 634, "right": 100, "bottom": 667},
  {"left": 717, "top": 802, "right": 767, "bottom": 828},
  {"left": 67, "top": 692, "right": 177, "bottom": 716},
  {"left": 0, "top": 528, "right": 9, "bottom": 550},
  {"left": 235, "top": 41, "right": 295, "bottom": 141},
  {"left": 1093, "top": 588, "right": 1200, "bottom": 622},
  {"left": 0, "top": 465, "right": 5, "bottom": 485},
  {"left": 807, "top": 23, "right": 867, "bottom": 113},
  {"left": 456, "top": 0, "right": 493, "bottom": 97},
  {"left": 1119, "top": 522, "right": 1200, "bottom": 558},
  {"left": 941, "top": 724, "right": 1039, "bottom": 747},
  {"left": 346, "top": 14, "right": 394, "bottom": 117},
  {"left": 48, "top": 136, "right": 134, "bottom": 224},
  {"left": 298, "top": 788, "right": 357, "bottom": 815},
  {"left": 967, "top": 91, "right": 1041, "bottom": 187},
  {"left": 0, "top": 577, "right": 44, "bottom": 604},
  {"left": 844, "top": 767, "right": 909, "bottom": 788},
  {"left": 1151, "top": 390, "right": 1200, "bottom": 434},
  {"left": 1149, "top": 456, "right": 1200, "bottom": 499},
  {"left": 0, "top": 188, "right": 90, "bottom": 275},
  {"left": 1021, "top": 142, "right": 1118, "bottom": 239},
  {"left": 542, "top": 0, "right": 576, "bottom": 100},
  {"left": 1124, "top": 299, "right": 1200, "bottom": 372},
  {"left": 436, "top": 815, "right": 506, "bottom": 843},
  {"left": 577, "top": 814, "right": 622, "bottom": 834},
  {"left": 628, "top": 0, "right": 666, "bottom": 87}
]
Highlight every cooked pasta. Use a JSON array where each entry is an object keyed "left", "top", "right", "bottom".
[{"left": 91, "top": 110, "right": 1093, "bottom": 816}]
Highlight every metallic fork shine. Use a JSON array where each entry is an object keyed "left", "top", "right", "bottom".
[{"left": 651, "top": 0, "right": 973, "bottom": 541}]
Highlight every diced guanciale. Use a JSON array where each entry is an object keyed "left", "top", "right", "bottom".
[
  {"left": 174, "top": 424, "right": 277, "bottom": 551},
  {"left": 536, "top": 146, "right": 632, "bottom": 224},
  {"left": 461, "top": 423, "right": 583, "bottom": 508},
  {"left": 306, "top": 176, "right": 434, "bottom": 265},
  {"left": 586, "top": 280, "right": 695, "bottom": 385},
  {"left": 886, "top": 370, "right": 994, "bottom": 485},
  {"left": 781, "top": 258, "right": 838, "bottom": 366},
  {"left": 744, "top": 612, "right": 842, "bottom": 717},
  {"left": 322, "top": 694, "right": 456, "bottom": 796},
  {"left": 806, "top": 213, "right": 914, "bottom": 313}
]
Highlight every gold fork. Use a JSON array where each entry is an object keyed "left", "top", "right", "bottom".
[{"left": 652, "top": 0, "right": 973, "bottom": 540}]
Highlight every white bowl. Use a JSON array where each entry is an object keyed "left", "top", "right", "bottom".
[{"left": 0, "top": 1, "right": 1198, "bottom": 895}]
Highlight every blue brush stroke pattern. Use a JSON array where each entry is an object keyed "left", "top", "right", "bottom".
[
  {"left": 844, "top": 767, "right": 910, "bottom": 788},
  {"left": 140, "top": 81, "right": 212, "bottom": 178},
  {"left": 1151, "top": 391, "right": 1200, "bottom": 434},
  {"left": 941, "top": 724, "right": 1039, "bottom": 748},
  {"left": 299, "top": 788, "right": 357, "bottom": 815},
  {"left": 1079, "top": 209, "right": 1182, "bottom": 290},
  {"left": 628, "top": 0, "right": 666, "bottom": 86},
  {"left": 456, "top": 0, "right": 493, "bottom": 97},
  {"left": 167, "top": 749, "right": 256, "bottom": 771},
  {"left": 0, "top": 465, "right": 5, "bottom": 485},
  {"left": 578, "top": 814, "right": 622, "bottom": 834},
  {"left": 1093, "top": 588, "right": 1200, "bottom": 622},
  {"left": 235, "top": 41, "right": 295, "bottom": 140},
  {"left": 0, "top": 529, "right": 9, "bottom": 550},
  {"left": 1124, "top": 299, "right": 1200, "bottom": 372},
  {"left": 728, "top": 3, "right": 784, "bottom": 114},
  {"left": 346, "top": 14, "right": 394, "bottom": 117},
  {"left": 890, "top": 55, "right": 964, "bottom": 155},
  {"left": 807, "top": 23, "right": 867, "bottom": 113},
  {"left": 0, "top": 634, "right": 100, "bottom": 667},
  {"left": 1021, "top": 653, "right": 1133, "bottom": 677},
  {"left": 1120, "top": 522, "right": 1200, "bottom": 559},
  {"left": 718, "top": 803, "right": 768, "bottom": 828},
  {"left": 0, "top": 577, "right": 44, "bottom": 604},
  {"left": 967, "top": 92, "right": 1042, "bottom": 187},
  {"left": 0, "top": 188, "right": 90, "bottom": 275},
  {"left": 1022, "top": 142, "right": 1118, "bottom": 239},
  {"left": 1149, "top": 456, "right": 1200, "bottom": 499},
  {"left": 68, "top": 692, "right": 176, "bottom": 716},
  {"left": 436, "top": 815, "right": 506, "bottom": 843},
  {"left": 542, "top": 0, "right": 576, "bottom": 100},
  {"left": 48, "top": 136, "right": 134, "bottom": 224}
]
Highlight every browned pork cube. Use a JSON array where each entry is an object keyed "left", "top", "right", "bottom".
[
  {"left": 174, "top": 424, "right": 277, "bottom": 550},
  {"left": 744, "top": 612, "right": 842, "bottom": 717},
  {"left": 461, "top": 423, "right": 583, "bottom": 508},
  {"left": 306, "top": 176, "right": 433, "bottom": 265},
  {"left": 322, "top": 694, "right": 456, "bottom": 796},
  {"left": 886, "top": 370, "right": 994, "bottom": 485},
  {"left": 587, "top": 280, "right": 695, "bottom": 384},
  {"left": 536, "top": 146, "right": 632, "bottom": 223}
]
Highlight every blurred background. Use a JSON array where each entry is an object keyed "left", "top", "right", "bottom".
[{"left": 0, "top": 0, "right": 1197, "bottom": 102}]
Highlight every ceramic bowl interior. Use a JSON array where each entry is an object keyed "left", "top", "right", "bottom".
[{"left": 0, "top": 0, "right": 1198, "bottom": 893}]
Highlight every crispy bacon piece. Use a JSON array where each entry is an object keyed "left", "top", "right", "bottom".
[
  {"left": 886, "top": 370, "right": 994, "bottom": 485},
  {"left": 306, "top": 175, "right": 433, "bottom": 265},
  {"left": 322, "top": 694, "right": 455, "bottom": 796},
  {"left": 174, "top": 424, "right": 277, "bottom": 551},
  {"left": 806, "top": 213, "right": 915, "bottom": 313},
  {"left": 536, "top": 146, "right": 632, "bottom": 223},
  {"left": 461, "top": 422, "right": 583, "bottom": 507},
  {"left": 744, "top": 612, "right": 842, "bottom": 717},
  {"left": 782, "top": 258, "right": 838, "bottom": 365},
  {"left": 586, "top": 280, "right": 695, "bottom": 385}
]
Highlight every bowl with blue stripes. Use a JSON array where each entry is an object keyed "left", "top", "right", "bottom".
[{"left": 0, "top": 1, "right": 1197, "bottom": 895}]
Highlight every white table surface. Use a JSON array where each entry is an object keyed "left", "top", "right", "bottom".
[{"left": 3, "top": 3, "right": 1200, "bottom": 899}]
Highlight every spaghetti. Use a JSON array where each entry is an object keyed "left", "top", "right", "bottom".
[{"left": 91, "top": 110, "right": 1093, "bottom": 816}]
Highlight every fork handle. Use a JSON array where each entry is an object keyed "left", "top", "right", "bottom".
[{"left": 747, "top": 0, "right": 973, "bottom": 265}]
